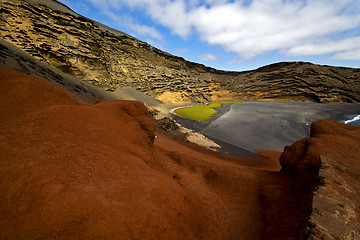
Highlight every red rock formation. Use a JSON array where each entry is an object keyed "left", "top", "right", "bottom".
[
  {"left": 1, "top": 65, "right": 359, "bottom": 239},
  {"left": 0, "top": 66, "right": 295, "bottom": 239}
]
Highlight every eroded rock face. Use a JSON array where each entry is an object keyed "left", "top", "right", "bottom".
[
  {"left": 279, "top": 120, "right": 360, "bottom": 239},
  {"left": 0, "top": 0, "right": 217, "bottom": 102},
  {"left": 307, "top": 156, "right": 360, "bottom": 240},
  {"left": 1, "top": 0, "right": 360, "bottom": 103}
]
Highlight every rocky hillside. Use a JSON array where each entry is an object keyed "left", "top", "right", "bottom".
[
  {"left": 1, "top": 0, "right": 360, "bottom": 103},
  {"left": 280, "top": 120, "right": 360, "bottom": 239}
]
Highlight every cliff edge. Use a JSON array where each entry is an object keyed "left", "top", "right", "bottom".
[
  {"left": 279, "top": 120, "right": 360, "bottom": 239},
  {"left": 1, "top": 0, "right": 360, "bottom": 104}
]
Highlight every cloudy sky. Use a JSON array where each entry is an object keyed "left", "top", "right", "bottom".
[{"left": 59, "top": 0, "right": 360, "bottom": 71}]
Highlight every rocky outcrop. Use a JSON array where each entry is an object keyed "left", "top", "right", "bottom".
[
  {"left": 1, "top": 0, "right": 360, "bottom": 103},
  {"left": 307, "top": 156, "right": 360, "bottom": 239},
  {"left": 0, "top": 38, "right": 117, "bottom": 104},
  {"left": 0, "top": 0, "right": 215, "bottom": 102},
  {"left": 228, "top": 62, "right": 360, "bottom": 103},
  {"left": 155, "top": 117, "right": 179, "bottom": 132},
  {"left": 279, "top": 120, "right": 360, "bottom": 239}
]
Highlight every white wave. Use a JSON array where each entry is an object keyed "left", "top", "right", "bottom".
[{"left": 344, "top": 114, "right": 360, "bottom": 124}]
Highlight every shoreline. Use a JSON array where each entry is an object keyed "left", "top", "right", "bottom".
[{"left": 172, "top": 101, "right": 360, "bottom": 153}]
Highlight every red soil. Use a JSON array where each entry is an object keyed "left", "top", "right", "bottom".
[
  {"left": 256, "top": 151, "right": 282, "bottom": 171},
  {"left": 1, "top": 65, "right": 358, "bottom": 239}
]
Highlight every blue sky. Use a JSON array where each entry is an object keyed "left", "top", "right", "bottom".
[{"left": 58, "top": 0, "right": 360, "bottom": 71}]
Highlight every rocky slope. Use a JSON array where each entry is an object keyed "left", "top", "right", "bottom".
[
  {"left": 279, "top": 120, "right": 360, "bottom": 239},
  {"left": 0, "top": 65, "right": 303, "bottom": 239},
  {"left": 1, "top": 0, "right": 360, "bottom": 104},
  {"left": 0, "top": 38, "right": 117, "bottom": 104}
]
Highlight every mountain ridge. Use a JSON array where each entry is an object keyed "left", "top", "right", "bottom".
[{"left": 1, "top": 0, "right": 360, "bottom": 104}]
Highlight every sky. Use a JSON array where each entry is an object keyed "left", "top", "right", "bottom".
[{"left": 58, "top": 0, "right": 360, "bottom": 71}]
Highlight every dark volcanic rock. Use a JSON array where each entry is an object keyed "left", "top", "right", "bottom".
[
  {"left": 156, "top": 117, "right": 179, "bottom": 132},
  {"left": 1, "top": 0, "right": 360, "bottom": 103}
]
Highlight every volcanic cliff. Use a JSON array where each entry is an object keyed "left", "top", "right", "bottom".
[
  {"left": 1, "top": 0, "right": 360, "bottom": 104},
  {"left": 1, "top": 0, "right": 360, "bottom": 239}
]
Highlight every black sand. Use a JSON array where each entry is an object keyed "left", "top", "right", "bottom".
[{"left": 174, "top": 101, "right": 360, "bottom": 153}]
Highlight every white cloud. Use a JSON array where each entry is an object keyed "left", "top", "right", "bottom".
[
  {"left": 190, "top": 0, "right": 360, "bottom": 59},
  {"left": 204, "top": 0, "right": 229, "bottom": 5},
  {"left": 124, "top": 21, "right": 163, "bottom": 42},
  {"left": 147, "top": 0, "right": 192, "bottom": 38},
  {"left": 174, "top": 48, "right": 190, "bottom": 55},
  {"left": 286, "top": 36, "right": 360, "bottom": 56},
  {"left": 86, "top": 0, "right": 360, "bottom": 61},
  {"left": 332, "top": 49, "right": 360, "bottom": 61},
  {"left": 198, "top": 53, "right": 219, "bottom": 61},
  {"left": 127, "top": 21, "right": 163, "bottom": 41},
  {"left": 96, "top": 0, "right": 192, "bottom": 38}
]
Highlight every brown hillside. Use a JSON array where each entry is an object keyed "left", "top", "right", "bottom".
[
  {"left": 0, "top": 65, "right": 298, "bottom": 239},
  {"left": 1, "top": 65, "right": 360, "bottom": 239}
]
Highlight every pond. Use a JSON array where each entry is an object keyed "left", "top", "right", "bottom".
[{"left": 174, "top": 100, "right": 245, "bottom": 122}]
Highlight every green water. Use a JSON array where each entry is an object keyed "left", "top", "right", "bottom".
[{"left": 174, "top": 100, "right": 245, "bottom": 122}]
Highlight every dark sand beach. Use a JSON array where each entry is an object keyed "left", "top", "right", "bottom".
[{"left": 175, "top": 101, "right": 360, "bottom": 154}]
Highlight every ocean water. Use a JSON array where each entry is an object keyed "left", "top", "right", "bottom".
[{"left": 344, "top": 114, "right": 360, "bottom": 126}]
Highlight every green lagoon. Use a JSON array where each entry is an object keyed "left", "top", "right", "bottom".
[{"left": 174, "top": 101, "right": 245, "bottom": 122}]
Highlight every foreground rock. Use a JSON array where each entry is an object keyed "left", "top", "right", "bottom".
[
  {"left": 1, "top": 0, "right": 360, "bottom": 103},
  {"left": 280, "top": 120, "right": 360, "bottom": 239},
  {"left": 0, "top": 66, "right": 293, "bottom": 239}
]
